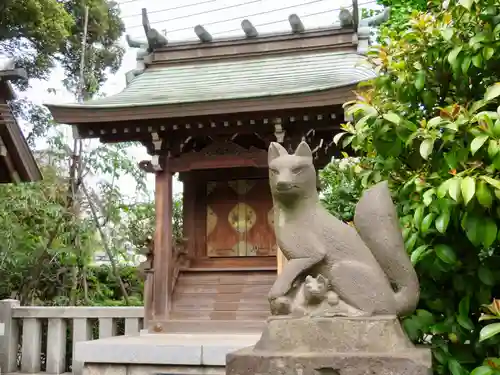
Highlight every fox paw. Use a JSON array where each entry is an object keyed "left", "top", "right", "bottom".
[{"left": 270, "top": 296, "right": 292, "bottom": 315}]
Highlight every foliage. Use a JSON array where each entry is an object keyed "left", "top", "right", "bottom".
[
  {"left": 319, "top": 158, "right": 364, "bottom": 222},
  {"left": 0, "top": 0, "right": 124, "bottom": 91},
  {"left": 2, "top": 0, "right": 125, "bottom": 144},
  {"left": 0, "top": 0, "right": 73, "bottom": 82},
  {"left": 335, "top": 1, "right": 500, "bottom": 374},
  {"left": 58, "top": 0, "right": 125, "bottom": 98},
  {"left": 376, "top": 0, "right": 431, "bottom": 34}
]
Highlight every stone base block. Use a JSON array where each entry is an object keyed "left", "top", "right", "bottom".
[
  {"left": 83, "top": 363, "right": 225, "bottom": 375},
  {"left": 226, "top": 347, "right": 432, "bottom": 375},
  {"left": 255, "top": 315, "right": 415, "bottom": 353},
  {"left": 226, "top": 316, "right": 432, "bottom": 375}
]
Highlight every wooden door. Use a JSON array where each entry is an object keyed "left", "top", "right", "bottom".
[{"left": 206, "top": 178, "right": 277, "bottom": 257}]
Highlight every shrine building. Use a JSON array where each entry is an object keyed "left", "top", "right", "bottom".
[{"left": 45, "top": 4, "right": 384, "bottom": 332}]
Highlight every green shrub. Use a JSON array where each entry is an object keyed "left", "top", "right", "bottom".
[{"left": 333, "top": 1, "right": 500, "bottom": 374}]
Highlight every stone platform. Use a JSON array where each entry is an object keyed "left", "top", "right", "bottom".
[
  {"left": 226, "top": 316, "right": 432, "bottom": 375},
  {"left": 75, "top": 330, "right": 261, "bottom": 375}
]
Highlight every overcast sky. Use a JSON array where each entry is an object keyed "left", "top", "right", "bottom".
[{"left": 22, "top": 0, "right": 380, "bottom": 198}]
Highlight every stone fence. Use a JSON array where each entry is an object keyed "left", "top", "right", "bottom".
[{"left": 0, "top": 300, "right": 144, "bottom": 375}]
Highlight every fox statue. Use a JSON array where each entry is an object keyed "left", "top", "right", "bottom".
[{"left": 268, "top": 141, "right": 420, "bottom": 317}]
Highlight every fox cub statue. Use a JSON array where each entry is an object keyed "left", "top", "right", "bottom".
[{"left": 268, "top": 141, "right": 420, "bottom": 317}]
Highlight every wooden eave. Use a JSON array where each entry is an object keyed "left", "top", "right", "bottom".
[
  {"left": 0, "top": 98, "right": 42, "bottom": 183},
  {"left": 47, "top": 84, "right": 356, "bottom": 127}
]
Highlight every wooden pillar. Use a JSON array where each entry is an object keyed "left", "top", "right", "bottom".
[
  {"left": 149, "top": 158, "right": 173, "bottom": 332},
  {"left": 182, "top": 173, "right": 196, "bottom": 260}
]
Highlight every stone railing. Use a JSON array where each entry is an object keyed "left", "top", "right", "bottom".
[{"left": 0, "top": 300, "right": 144, "bottom": 375}]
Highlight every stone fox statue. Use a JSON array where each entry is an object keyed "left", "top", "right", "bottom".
[{"left": 268, "top": 141, "right": 420, "bottom": 317}]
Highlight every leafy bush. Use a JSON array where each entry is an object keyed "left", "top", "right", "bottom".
[
  {"left": 334, "top": 1, "right": 500, "bottom": 374},
  {"left": 319, "top": 158, "right": 364, "bottom": 222}
]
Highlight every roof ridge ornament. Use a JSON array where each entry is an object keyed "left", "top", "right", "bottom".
[
  {"left": 288, "top": 14, "right": 305, "bottom": 34},
  {"left": 241, "top": 19, "right": 258, "bottom": 38},
  {"left": 141, "top": 8, "right": 168, "bottom": 51}
]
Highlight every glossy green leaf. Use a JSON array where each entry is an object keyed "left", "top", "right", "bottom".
[
  {"left": 448, "top": 46, "right": 463, "bottom": 65},
  {"left": 493, "top": 154, "right": 500, "bottom": 169},
  {"left": 441, "top": 28, "right": 454, "bottom": 41},
  {"left": 411, "top": 245, "right": 429, "bottom": 265},
  {"left": 405, "top": 233, "right": 418, "bottom": 252},
  {"left": 461, "top": 56, "right": 472, "bottom": 74},
  {"left": 448, "top": 359, "right": 467, "bottom": 375},
  {"left": 427, "top": 117, "right": 443, "bottom": 128},
  {"left": 461, "top": 176, "right": 475, "bottom": 205},
  {"left": 482, "top": 218, "right": 497, "bottom": 248},
  {"left": 438, "top": 180, "right": 451, "bottom": 198},
  {"left": 480, "top": 176, "right": 500, "bottom": 190},
  {"left": 383, "top": 112, "right": 401, "bottom": 125},
  {"left": 493, "top": 121, "right": 500, "bottom": 137},
  {"left": 435, "top": 211, "right": 451, "bottom": 233},
  {"left": 483, "top": 47, "right": 495, "bottom": 60},
  {"left": 479, "top": 322, "right": 500, "bottom": 342},
  {"left": 333, "top": 132, "right": 347, "bottom": 145},
  {"left": 485, "top": 83, "right": 500, "bottom": 102},
  {"left": 421, "top": 213, "right": 435, "bottom": 233},
  {"left": 423, "top": 189, "right": 435, "bottom": 206},
  {"left": 449, "top": 178, "right": 462, "bottom": 201},
  {"left": 465, "top": 215, "right": 482, "bottom": 246},
  {"left": 457, "top": 314, "right": 475, "bottom": 330},
  {"left": 413, "top": 206, "right": 425, "bottom": 226},
  {"left": 470, "top": 366, "right": 493, "bottom": 375},
  {"left": 459, "top": 296, "right": 470, "bottom": 316},
  {"left": 476, "top": 181, "right": 493, "bottom": 208},
  {"left": 479, "top": 314, "right": 500, "bottom": 322},
  {"left": 435, "top": 244, "right": 457, "bottom": 264},
  {"left": 472, "top": 54, "right": 483, "bottom": 68},
  {"left": 488, "top": 140, "right": 499, "bottom": 159},
  {"left": 414, "top": 71, "right": 425, "bottom": 91},
  {"left": 478, "top": 266, "right": 495, "bottom": 286},
  {"left": 471, "top": 135, "right": 489, "bottom": 155},
  {"left": 420, "top": 139, "right": 434, "bottom": 160}
]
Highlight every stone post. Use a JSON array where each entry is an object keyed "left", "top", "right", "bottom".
[{"left": 0, "top": 299, "right": 19, "bottom": 374}]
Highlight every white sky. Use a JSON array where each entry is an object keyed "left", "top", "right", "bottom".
[{"left": 20, "top": 0, "right": 380, "bottom": 198}]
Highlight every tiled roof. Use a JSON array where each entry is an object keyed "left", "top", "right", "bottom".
[{"left": 54, "top": 51, "right": 375, "bottom": 109}]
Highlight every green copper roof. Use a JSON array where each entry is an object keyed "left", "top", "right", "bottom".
[{"left": 54, "top": 51, "right": 375, "bottom": 109}]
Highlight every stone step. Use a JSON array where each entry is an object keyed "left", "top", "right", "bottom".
[{"left": 160, "top": 319, "right": 266, "bottom": 333}]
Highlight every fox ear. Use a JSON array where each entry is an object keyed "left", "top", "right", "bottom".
[
  {"left": 268, "top": 142, "right": 288, "bottom": 163},
  {"left": 316, "top": 274, "right": 327, "bottom": 285},
  {"left": 294, "top": 141, "right": 312, "bottom": 158}
]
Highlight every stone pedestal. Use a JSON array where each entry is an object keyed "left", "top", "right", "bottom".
[{"left": 226, "top": 316, "right": 432, "bottom": 375}]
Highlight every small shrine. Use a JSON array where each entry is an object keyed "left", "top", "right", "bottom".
[
  {"left": 0, "top": 59, "right": 41, "bottom": 183},
  {"left": 46, "top": 2, "right": 386, "bottom": 333}
]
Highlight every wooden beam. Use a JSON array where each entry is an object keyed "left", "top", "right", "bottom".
[
  {"left": 149, "top": 157, "right": 173, "bottom": 332},
  {"left": 241, "top": 19, "right": 258, "bottom": 38},
  {"left": 169, "top": 151, "right": 268, "bottom": 172},
  {"left": 194, "top": 25, "right": 212, "bottom": 42}
]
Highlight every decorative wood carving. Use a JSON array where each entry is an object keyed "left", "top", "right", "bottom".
[{"left": 169, "top": 139, "right": 268, "bottom": 172}]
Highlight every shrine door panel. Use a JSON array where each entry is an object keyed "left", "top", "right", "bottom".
[{"left": 206, "top": 179, "right": 277, "bottom": 257}]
